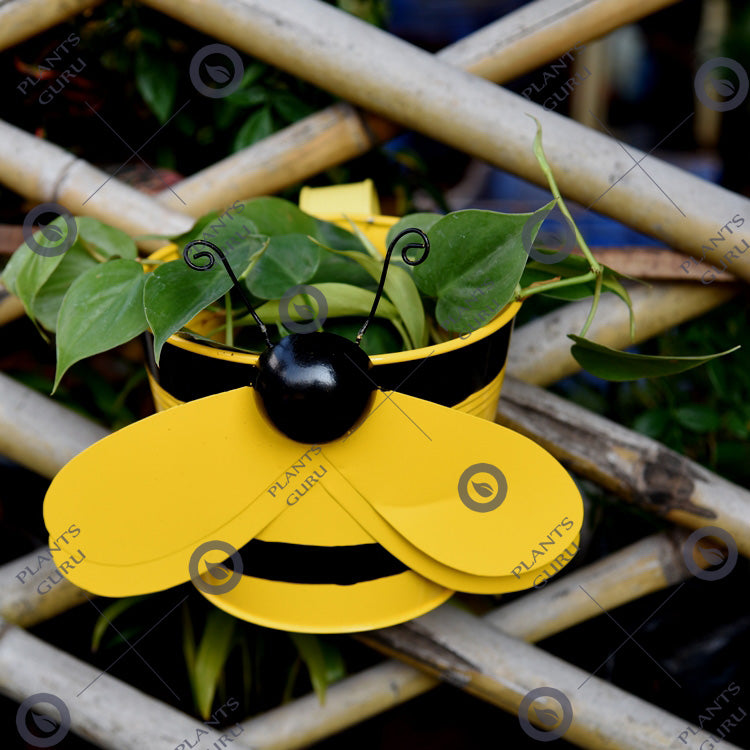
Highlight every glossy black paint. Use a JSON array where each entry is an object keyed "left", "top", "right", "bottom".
[{"left": 254, "top": 332, "right": 374, "bottom": 443}]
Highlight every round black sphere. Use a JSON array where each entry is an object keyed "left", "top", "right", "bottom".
[{"left": 255, "top": 332, "right": 374, "bottom": 443}]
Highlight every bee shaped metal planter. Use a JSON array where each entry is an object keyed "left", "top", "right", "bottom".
[{"left": 43, "top": 231, "right": 583, "bottom": 633}]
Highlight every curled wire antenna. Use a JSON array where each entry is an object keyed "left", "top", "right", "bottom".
[
  {"left": 183, "top": 239, "right": 272, "bottom": 349},
  {"left": 356, "top": 228, "right": 430, "bottom": 346}
]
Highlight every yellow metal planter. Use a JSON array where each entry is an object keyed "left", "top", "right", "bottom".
[
  {"left": 138, "top": 182, "right": 524, "bottom": 632},
  {"left": 43, "top": 182, "right": 584, "bottom": 636}
]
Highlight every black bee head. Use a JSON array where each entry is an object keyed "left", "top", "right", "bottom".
[
  {"left": 182, "top": 228, "right": 428, "bottom": 444},
  {"left": 255, "top": 332, "right": 373, "bottom": 443}
]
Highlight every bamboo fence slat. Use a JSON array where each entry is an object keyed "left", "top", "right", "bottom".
[
  {"left": 141, "top": 0, "right": 750, "bottom": 282},
  {"left": 0, "top": 119, "right": 192, "bottom": 242},
  {"left": 153, "top": 0, "right": 680, "bottom": 215},
  {"left": 0, "top": 616, "right": 257, "bottom": 750},
  {"left": 0, "top": 0, "right": 101, "bottom": 52},
  {"left": 360, "top": 602, "right": 726, "bottom": 750},
  {"left": 497, "top": 375, "right": 750, "bottom": 556},
  {"left": 0, "top": 371, "right": 108, "bottom": 480}
]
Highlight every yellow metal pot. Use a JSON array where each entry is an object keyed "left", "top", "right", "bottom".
[{"left": 141, "top": 181, "right": 523, "bottom": 632}]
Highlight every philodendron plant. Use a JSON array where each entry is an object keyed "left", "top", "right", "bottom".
[{"left": 2, "top": 121, "right": 737, "bottom": 392}]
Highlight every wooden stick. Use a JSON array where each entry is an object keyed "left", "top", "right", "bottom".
[
  {"left": 497, "top": 375, "right": 750, "bottom": 556},
  {"left": 0, "top": 372, "right": 108, "bottom": 480},
  {"left": 0, "top": 0, "right": 101, "bottom": 51},
  {"left": 360, "top": 600, "right": 735, "bottom": 750},
  {"left": 0, "top": 617, "right": 257, "bottom": 750},
  {"left": 142, "top": 0, "right": 750, "bottom": 283},
  {"left": 0, "top": 548, "right": 89, "bottom": 627},
  {"left": 507, "top": 280, "right": 739, "bottom": 385},
  {"left": 153, "top": 0, "right": 680, "bottom": 215},
  {"left": 237, "top": 530, "right": 696, "bottom": 749},
  {"left": 0, "top": 527, "right": 706, "bottom": 749},
  {"left": 0, "top": 119, "right": 193, "bottom": 242}
]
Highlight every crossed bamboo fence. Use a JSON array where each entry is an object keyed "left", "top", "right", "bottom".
[{"left": 0, "top": 0, "right": 747, "bottom": 748}]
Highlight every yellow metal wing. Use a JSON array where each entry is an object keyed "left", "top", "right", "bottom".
[
  {"left": 319, "top": 390, "right": 583, "bottom": 586},
  {"left": 43, "top": 387, "right": 304, "bottom": 596}
]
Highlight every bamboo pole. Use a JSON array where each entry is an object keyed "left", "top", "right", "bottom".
[
  {"left": 0, "top": 617, "right": 257, "bottom": 750},
  {"left": 153, "top": 0, "right": 680, "bottom": 215},
  {"left": 360, "top": 602, "right": 733, "bottom": 750},
  {"left": 0, "top": 527, "right": 709, "bottom": 749},
  {"left": 507, "top": 280, "right": 739, "bottom": 385},
  {"left": 0, "top": 120, "right": 193, "bottom": 241},
  {"left": 0, "top": 0, "right": 101, "bottom": 51},
  {"left": 0, "top": 371, "right": 108, "bottom": 479},
  {"left": 0, "top": 547, "right": 89, "bottom": 627},
  {"left": 497, "top": 375, "right": 750, "bottom": 556},
  {"left": 142, "top": 0, "right": 750, "bottom": 283},
  {"left": 237, "top": 530, "right": 697, "bottom": 749}
]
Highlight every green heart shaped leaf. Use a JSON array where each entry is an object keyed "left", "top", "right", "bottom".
[
  {"left": 76, "top": 217, "right": 137, "bottom": 259},
  {"left": 145, "top": 239, "right": 265, "bottom": 363},
  {"left": 386, "top": 213, "right": 443, "bottom": 249},
  {"left": 245, "top": 233, "right": 320, "bottom": 299},
  {"left": 313, "top": 241, "right": 425, "bottom": 348},
  {"left": 32, "top": 243, "right": 99, "bottom": 331},
  {"left": 2, "top": 216, "right": 77, "bottom": 322},
  {"left": 54, "top": 259, "right": 149, "bottom": 391},
  {"left": 414, "top": 204, "right": 553, "bottom": 333},
  {"left": 569, "top": 335, "right": 740, "bottom": 381},
  {"left": 237, "top": 197, "right": 318, "bottom": 236}
]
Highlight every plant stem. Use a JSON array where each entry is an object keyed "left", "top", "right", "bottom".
[
  {"left": 81, "top": 242, "right": 107, "bottom": 263},
  {"left": 224, "top": 292, "right": 234, "bottom": 347},
  {"left": 528, "top": 116, "right": 602, "bottom": 274},
  {"left": 579, "top": 269, "right": 603, "bottom": 337},
  {"left": 516, "top": 271, "right": 596, "bottom": 300}
]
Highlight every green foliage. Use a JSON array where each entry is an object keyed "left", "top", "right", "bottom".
[
  {"left": 2, "top": 129, "right": 738, "bottom": 388},
  {"left": 568, "top": 336, "right": 740, "bottom": 382},
  {"left": 184, "top": 609, "right": 238, "bottom": 720},
  {"left": 53, "top": 258, "right": 148, "bottom": 392},
  {"left": 288, "top": 633, "right": 347, "bottom": 704}
]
